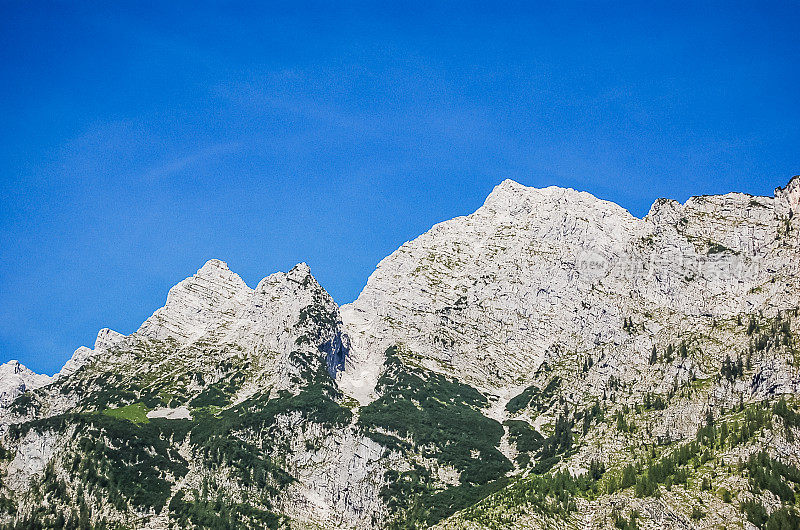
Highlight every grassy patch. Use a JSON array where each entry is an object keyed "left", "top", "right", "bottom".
[{"left": 102, "top": 403, "right": 150, "bottom": 424}]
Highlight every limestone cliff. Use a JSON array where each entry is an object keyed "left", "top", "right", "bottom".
[{"left": 1, "top": 177, "right": 798, "bottom": 529}]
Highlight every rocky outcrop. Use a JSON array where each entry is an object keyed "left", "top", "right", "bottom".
[
  {"left": 775, "top": 175, "right": 800, "bottom": 218},
  {"left": 4, "top": 428, "right": 62, "bottom": 492},
  {"left": 56, "top": 328, "right": 125, "bottom": 380},
  {"left": 137, "top": 258, "right": 252, "bottom": 344},
  {"left": 0, "top": 361, "right": 51, "bottom": 407}
]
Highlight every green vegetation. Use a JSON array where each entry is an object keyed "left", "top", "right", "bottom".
[
  {"left": 637, "top": 393, "right": 666, "bottom": 412},
  {"left": 504, "top": 420, "right": 544, "bottom": 467},
  {"left": 71, "top": 417, "right": 190, "bottom": 512},
  {"left": 504, "top": 410, "right": 585, "bottom": 473},
  {"left": 297, "top": 300, "right": 337, "bottom": 330},
  {"left": 581, "top": 401, "right": 604, "bottom": 434},
  {"left": 6, "top": 412, "right": 192, "bottom": 517},
  {"left": 747, "top": 311, "right": 795, "bottom": 357},
  {"left": 765, "top": 507, "right": 800, "bottom": 530},
  {"left": 361, "top": 346, "right": 511, "bottom": 485},
  {"left": 741, "top": 499, "right": 769, "bottom": 527},
  {"left": 3, "top": 305, "right": 799, "bottom": 529},
  {"left": 720, "top": 353, "right": 744, "bottom": 382},
  {"left": 411, "top": 478, "right": 511, "bottom": 528},
  {"left": 457, "top": 466, "right": 607, "bottom": 527},
  {"left": 189, "top": 379, "right": 239, "bottom": 408},
  {"left": 360, "top": 346, "right": 512, "bottom": 527},
  {"left": 505, "top": 376, "right": 561, "bottom": 414},
  {"left": 745, "top": 451, "right": 800, "bottom": 504},
  {"left": 2, "top": 338, "right": 354, "bottom": 528},
  {"left": 168, "top": 491, "right": 286, "bottom": 529},
  {"left": 707, "top": 241, "right": 736, "bottom": 255},
  {"left": 294, "top": 295, "right": 339, "bottom": 346},
  {"left": 188, "top": 350, "right": 350, "bottom": 491},
  {"left": 532, "top": 410, "right": 576, "bottom": 473},
  {"left": 612, "top": 508, "right": 639, "bottom": 530},
  {"left": 102, "top": 402, "right": 150, "bottom": 423},
  {"left": 602, "top": 398, "right": 800, "bottom": 529},
  {"left": 7, "top": 391, "right": 40, "bottom": 416},
  {"left": 774, "top": 397, "right": 800, "bottom": 434}
]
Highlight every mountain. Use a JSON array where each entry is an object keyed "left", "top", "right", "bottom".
[
  {"left": 342, "top": 178, "right": 797, "bottom": 398},
  {"left": 0, "top": 176, "right": 799, "bottom": 529}
]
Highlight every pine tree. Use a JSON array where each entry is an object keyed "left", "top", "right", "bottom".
[
  {"left": 621, "top": 464, "right": 636, "bottom": 489},
  {"left": 665, "top": 344, "right": 675, "bottom": 363},
  {"left": 719, "top": 421, "right": 729, "bottom": 448},
  {"left": 721, "top": 354, "right": 733, "bottom": 381},
  {"left": 606, "top": 474, "right": 618, "bottom": 494}
]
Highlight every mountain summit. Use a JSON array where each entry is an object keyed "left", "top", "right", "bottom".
[{"left": 1, "top": 177, "right": 799, "bottom": 529}]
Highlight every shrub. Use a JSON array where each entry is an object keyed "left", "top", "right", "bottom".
[{"left": 690, "top": 505, "right": 706, "bottom": 520}]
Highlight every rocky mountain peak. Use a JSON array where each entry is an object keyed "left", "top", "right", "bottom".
[
  {"left": 93, "top": 328, "right": 124, "bottom": 352},
  {"left": 489, "top": 177, "right": 528, "bottom": 195},
  {"left": 196, "top": 257, "right": 230, "bottom": 274},
  {"left": 56, "top": 328, "right": 126, "bottom": 380},
  {"left": 136, "top": 259, "right": 252, "bottom": 343},
  {"left": 644, "top": 197, "right": 683, "bottom": 225},
  {"left": 0, "top": 360, "right": 51, "bottom": 406},
  {"left": 775, "top": 175, "right": 800, "bottom": 218},
  {"left": 482, "top": 178, "right": 562, "bottom": 213},
  {"left": 253, "top": 263, "right": 320, "bottom": 298},
  {"left": 0, "top": 361, "right": 23, "bottom": 376},
  {"left": 287, "top": 262, "right": 313, "bottom": 283},
  {"left": 108, "top": 259, "right": 347, "bottom": 388},
  {"left": 341, "top": 177, "right": 799, "bottom": 398},
  {"left": 482, "top": 179, "right": 635, "bottom": 220},
  {"left": 180, "top": 258, "right": 248, "bottom": 289}
]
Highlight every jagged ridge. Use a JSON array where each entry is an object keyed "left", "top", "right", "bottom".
[{"left": 0, "top": 176, "right": 798, "bottom": 529}]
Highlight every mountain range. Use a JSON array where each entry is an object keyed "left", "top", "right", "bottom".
[{"left": 1, "top": 176, "right": 799, "bottom": 529}]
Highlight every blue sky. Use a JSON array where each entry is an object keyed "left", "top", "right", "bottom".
[{"left": 1, "top": 2, "right": 798, "bottom": 375}]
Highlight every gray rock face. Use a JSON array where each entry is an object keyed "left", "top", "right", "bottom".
[
  {"left": 134, "top": 259, "right": 348, "bottom": 384},
  {"left": 4, "top": 428, "right": 62, "bottom": 492},
  {"left": 56, "top": 328, "right": 125, "bottom": 380},
  {"left": 0, "top": 259, "right": 377, "bottom": 529},
  {"left": 341, "top": 181, "right": 643, "bottom": 398},
  {"left": 0, "top": 361, "right": 51, "bottom": 407},
  {"left": 340, "top": 178, "right": 799, "bottom": 400},
  {"left": 775, "top": 175, "right": 800, "bottom": 218},
  {"left": 137, "top": 258, "right": 252, "bottom": 344}
]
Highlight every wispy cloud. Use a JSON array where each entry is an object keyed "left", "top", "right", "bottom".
[{"left": 142, "top": 142, "right": 242, "bottom": 182}]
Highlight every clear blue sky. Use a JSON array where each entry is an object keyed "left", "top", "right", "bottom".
[{"left": 1, "top": 2, "right": 798, "bottom": 375}]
